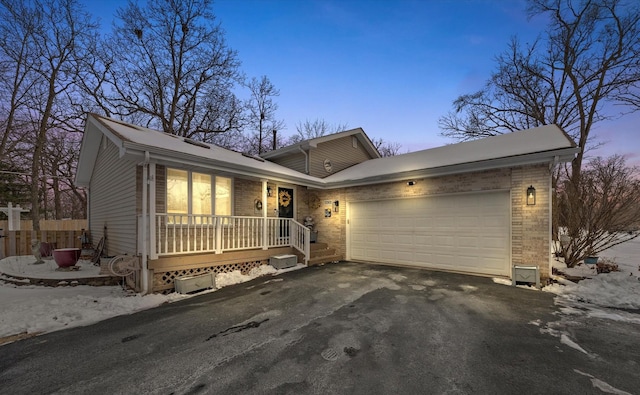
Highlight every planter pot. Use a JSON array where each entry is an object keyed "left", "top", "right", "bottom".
[
  {"left": 52, "top": 248, "right": 81, "bottom": 268},
  {"left": 584, "top": 256, "right": 599, "bottom": 265}
]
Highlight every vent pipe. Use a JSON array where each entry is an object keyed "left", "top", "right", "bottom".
[{"left": 272, "top": 130, "right": 277, "bottom": 151}]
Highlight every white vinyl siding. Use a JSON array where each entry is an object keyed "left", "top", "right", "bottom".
[
  {"left": 309, "top": 136, "right": 373, "bottom": 178},
  {"left": 269, "top": 152, "right": 307, "bottom": 174},
  {"left": 348, "top": 191, "right": 510, "bottom": 276},
  {"left": 89, "top": 136, "right": 137, "bottom": 256}
]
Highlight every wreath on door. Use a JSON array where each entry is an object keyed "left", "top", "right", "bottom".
[{"left": 279, "top": 190, "right": 292, "bottom": 207}]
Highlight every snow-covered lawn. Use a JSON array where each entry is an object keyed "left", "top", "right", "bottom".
[
  {"left": 544, "top": 237, "right": 640, "bottom": 312},
  {"left": 1, "top": 238, "right": 638, "bottom": 345},
  {"left": 0, "top": 256, "right": 304, "bottom": 344}
]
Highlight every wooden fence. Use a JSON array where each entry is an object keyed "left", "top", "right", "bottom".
[
  {"left": 0, "top": 230, "right": 86, "bottom": 259},
  {"left": 0, "top": 219, "right": 87, "bottom": 231}
]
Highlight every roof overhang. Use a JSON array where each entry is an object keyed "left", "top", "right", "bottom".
[
  {"left": 76, "top": 114, "right": 579, "bottom": 191},
  {"left": 319, "top": 147, "right": 579, "bottom": 188}
]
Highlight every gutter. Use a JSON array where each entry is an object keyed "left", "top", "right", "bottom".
[
  {"left": 321, "top": 147, "right": 580, "bottom": 189},
  {"left": 121, "top": 143, "right": 578, "bottom": 192}
]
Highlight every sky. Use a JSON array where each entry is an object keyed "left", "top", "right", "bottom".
[{"left": 84, "top": 0, "right": 639, "bottom": 163}]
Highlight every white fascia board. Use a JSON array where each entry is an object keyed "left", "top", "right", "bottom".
[
  {"left": 119, "top": 140, "right": 578, "bottom": 191},
  {"left": 121, "top": 143, "right": 326, "bottom": 188},
  {"left": 76, "top": 116, "right": 122, "bottom": 187},
  {"left": 322, "top": 147, "right": 579, "bottom": 189}
]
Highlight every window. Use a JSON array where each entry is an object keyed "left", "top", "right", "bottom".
[
  {"left": 215, "top": 176, "right": 232, "bottom": 215},
  {"left": 167, "top": 168, "right": 232, "bottom": 217},
  {"left": 167, "top": 169, "right": 188, "bottom": 214}
]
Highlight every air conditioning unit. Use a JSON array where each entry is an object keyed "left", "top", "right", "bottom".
[
  {"left": 512, "top": 265, "right": 540, "bottom": 288},
  {"left": 174, "top": 272, "right": 216, "bottom": 294},
  {"left": 270, "top": 254, "right": 297, "bottom": 269}
]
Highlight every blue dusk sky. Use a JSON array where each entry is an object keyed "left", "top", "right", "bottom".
[{"left": 85, "top": 0, "right": 639, "bottom": 164}]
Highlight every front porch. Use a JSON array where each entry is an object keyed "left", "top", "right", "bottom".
[{"left": 141, "top": 214, "right": 314, "bottom": 293}]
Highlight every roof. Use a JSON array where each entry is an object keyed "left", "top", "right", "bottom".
[
  {"left": 324, "top": 124, "right": 578, "bottom": 186},
  {"left": 76, "top": 114, "right": 578, "bottom": 189},
  {"left": 260, "top": 128, "right": 381, "bottom": 160},
  {"left": 75, "top": 114, "right": 326, "bottom": 188}
]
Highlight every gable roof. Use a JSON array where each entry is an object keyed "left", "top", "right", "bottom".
[
  {"left": 76, "top": 114, "right": 578, "bottom": 189},
  {"left": 324, "top": 124, "right": 578, "bottom": 186},
  {"left": 260, "top": 127, "right": 381, "bottom": 160}
]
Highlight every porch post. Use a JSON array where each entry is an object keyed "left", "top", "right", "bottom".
[
  {"left": 262, "top": 179, "right": 268, "bottom": 250},
  {"left": 149, "top": 163, "right": 157, "bottom": 260},
  {"left": 140, "top": 153, "right": 150, "bottom": 294}
]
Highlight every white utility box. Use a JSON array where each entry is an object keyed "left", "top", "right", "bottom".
[
  {"left": 174, "top": 272, "right": 216, "bottom": 294},
  {"left": 269, "top": 254, "right": 297, "bottom": 269},
  {"left": 512, "top": 265, "right": 540, "bottom": 288}
]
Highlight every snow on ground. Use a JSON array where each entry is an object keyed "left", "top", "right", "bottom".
[
  {"left": 1, "top": 238, "right": 638, "bottom": 346},
  {"left": 543, "top": 237, "right": 640, "bottom": 313},
  {"left": 0, "top": 255, "right": 305, "bottom": 344}
]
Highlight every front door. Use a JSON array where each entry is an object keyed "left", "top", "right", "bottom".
[{"left": 278, "top": 187, "right": 294, "bottom": 238}]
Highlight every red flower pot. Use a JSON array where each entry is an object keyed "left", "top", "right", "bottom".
[{"left": 52, "top": 248, "right": 81, "bottom": 268}]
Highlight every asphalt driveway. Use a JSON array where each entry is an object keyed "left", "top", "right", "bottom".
[{"left": 1, "top": 262, "right": 638, "bottom": 394}]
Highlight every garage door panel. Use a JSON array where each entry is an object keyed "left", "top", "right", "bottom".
[
  {"left": 482, "top": 236, "right": 508, "bottom": 249},
  {"left": 349, "top": 192, "right": 510, "bottom": 276},
  {"left": 456, "top": 216, "right": 480, "bottom": 227},
  {"left": 458, "top": 236, "right": 479, "bottom": 248}
]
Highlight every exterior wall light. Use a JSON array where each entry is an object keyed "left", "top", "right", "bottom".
[
  {"left": 407, "top": 181, "right": 417, "bottom": 186},
  {"left": 267, "top": 186, "right": 273, "bottom": 197},
  {"left": 526, "top": 185, "right": 536, "bottom": 206}
]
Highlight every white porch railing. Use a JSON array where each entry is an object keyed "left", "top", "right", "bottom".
[{"left": 151, "top": 214, "right": 310, "bottom": 264}]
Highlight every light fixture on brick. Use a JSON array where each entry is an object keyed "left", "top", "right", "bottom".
[{"left": 526, "top": 185, "right": 536, "bottom": 205}]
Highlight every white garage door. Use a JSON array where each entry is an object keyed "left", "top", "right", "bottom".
[{"left": 348, "top": 191, "right": 510, "bottom": 276}]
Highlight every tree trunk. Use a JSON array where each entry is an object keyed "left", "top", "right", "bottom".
[{"left": 30, "top": 72, "right": 58, "bottom": 231}]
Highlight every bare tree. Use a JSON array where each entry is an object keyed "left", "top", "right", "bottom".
[
  {"left": 439, "top": 0, "right": 640, "bottom": 182},
  {"left": 97, "top": 0, "right": 243, "bottom": 141},
  {"left": 558, "top": 155, "right": 640, "bottom": 267},
  {"left": 438, "top": 0, "right": 640, "bottom": 267},
  {"left": 42, "top": 130, "right": 85, "bottom": 219},
  {"left": 289, "top": 118, "right": 349, "bottom": 144},
  {"left": 0, "top": 0, "right": 98, "bottom": 229},
  {"left": 371, "top": 137, "right": 401, "bottom": 157},
  {"left": 246, "top": 75, "right": 285, "bottom": 154},
  {"left": 0, "top": 2, "right": 37, "bottom": 159}
]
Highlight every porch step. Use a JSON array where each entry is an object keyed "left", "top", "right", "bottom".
[
  {"left": 311, "top": 247, "right": 337, "bottom": 258},
  {"left": 310, "top": 242, "right": 329, "bottom": 251},
  {"left": 308, "top": 254, "right": 343, "bottom": 266},
  {"left": 308, "top": 242, "right": 342, "bottom": 266}
]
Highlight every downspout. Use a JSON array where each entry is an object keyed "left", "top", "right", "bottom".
[
  {"left": 298, "top": 146, "right": 309, "bottom": 174},
  {"left": 141, "top": 151, "right": 150, "bottom": 294},
  {"left": 86, "top": 188, "right": 90, "bottom": 234},
  {"left": 548, "top": 155, "right": 559, "bottom": 285}
]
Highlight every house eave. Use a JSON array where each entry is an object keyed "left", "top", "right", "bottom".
[
  {"left": 322, "top": 147, "right": 579, "bottom": 189},
  {"left": 120, "top": 142, "right": 327, "bottom": 189}
]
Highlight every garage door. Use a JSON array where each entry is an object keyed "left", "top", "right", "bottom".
[{"left": 348, "top": 191, "right": 510, "bottom": 276}]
